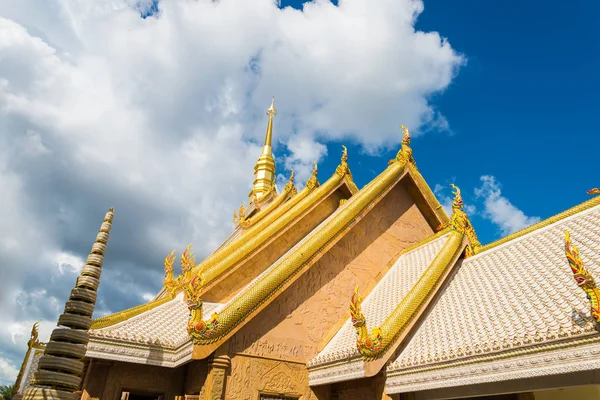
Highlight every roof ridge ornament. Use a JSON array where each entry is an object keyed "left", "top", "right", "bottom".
[
  {"left": 438, "top": 184, "right": 481, "bottom": 257},
  {"left": 588, "top": 188, "right": 600, "bottom": 195},
  {"left": 389, "top": 125, "right": 416, "bottom": 167},
  {"left": 250, "top": 97, "right": 278, "bottom": 203},
  {"left": 335, "top": 145, "right": 353, "bottom": 179},
  {"left": 306, "top": 161, "right": 320, "bottom": 190},
  {"left": 564, "top": 230, "right": 600, "bottom": 330},
  {"left": 350, "top": 286, "right": 383, "bottom": 356}
]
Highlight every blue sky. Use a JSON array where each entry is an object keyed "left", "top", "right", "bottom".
[
  {"left": 1, "top": 0, "right": 599, "bottom": 385},
  {"left": 279, "top": 0, "right": 600, "bottom": 244}
]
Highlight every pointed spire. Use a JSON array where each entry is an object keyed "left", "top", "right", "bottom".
[
  {"left": 24, "top": 209, "right": 114, "bottom": 400},
  {"left": 305, "top": 161, "right": 320, "bottom": 190},
  {"left": 250, "top": 97, "right": 278, "bottom": 203}
]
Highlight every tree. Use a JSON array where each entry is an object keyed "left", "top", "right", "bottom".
[{"left": 0, "top": 384, "right": 14, "bottom": 400}]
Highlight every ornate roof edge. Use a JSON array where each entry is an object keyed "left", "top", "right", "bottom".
[
  {"left": 90, "top": 296, "right": 171, "bottom": 330},
  {"left": 199, "top": 168, "right": 350, "bottom": 287},
  {"left": 385, "top": 335, "right": 600, "bottom": 394},
  {"left": 349, "top": 233, "right": 465, "bottom": 370},
  {"left": 188, "top": 159, "right": 410, "bottom": 357},
  {"left": 476, "top": 194, "right": 600, "bottom": 256},
  {"left": 86, "top": 337, "right": 194, "bottom": 368}
]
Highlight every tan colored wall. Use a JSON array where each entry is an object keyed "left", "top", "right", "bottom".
[
  {"left": 183, "top": 360, "right": 209, "bottom": 396},
  {"left": 85, "top": 361, "right": 186, "bottom": 400},
  {"left": 204, "top": 187, "right": 345, "bottom": 303},
  {"left": 534, "top": 385, "right": 600, "bottom": 400},
  {"left": 228, "top": 182, "right": 433, "bottom": 364}
]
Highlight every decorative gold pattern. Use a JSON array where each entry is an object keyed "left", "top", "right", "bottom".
[
  {"left": 350, "top": 231, "right": 464, "bottom": 360},
  {"left": 335, "top": 146, "right": 353, "bottom": 179},
  {"left": 389, "top": 125, "right": 415, "bottom": 167},
  {"left": 350, "top": 286, "right": 382, "bottom": 356},
  {"left": 306, "top": 161, "right": 320, "bottom": 190},
  {"left": 565, "top": 230, "right": 600, "bottom": 327},
  {"left": 189, "top": 152, "right": 409, "bottom": 347},
  {"left": 250, "top": 97, "right": 278, "bottom": 202},
  {"left": 163, "top": 250, "right": 178, "bottom": 298},
  {"left": 440, "top": 184, "right": 481, "bottom": 257}
]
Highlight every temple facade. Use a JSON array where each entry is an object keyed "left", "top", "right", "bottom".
[{"left": 14, "top": 99, "right": 600, "bottom": 400}]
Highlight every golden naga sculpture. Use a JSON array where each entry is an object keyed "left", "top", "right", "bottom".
[
  {"left": 284, "top": 169, "right": 297, "bottom": 196},
  {"left": 233, "top": 203, "right": 247, "bottom": 226},
  {"left": 163, "top": 250, "right": 178, "bottom": 297},
  {"left": 389, "top": 125, "right": 415, "bottom": 167},
  {"left": 588, "top": 188, "right": 600, "bottom": 195},
  {"left": 28, "top": 321, "right": 42, "bottom": 348},
  {"left": 565, "top": 230, "right": 600, "bottom": 328},
  {"left": 306, "top": 161, "right": 320, "bottom": 190},
  {"left": 350, "top": 286, "right": 382, "bottom": 356},
  {"left": 438, "top": 184, "right": 481, "bottom": 257},
  {"left": 335, "top": 145, "right": 353, "bottom": 179},
  {"left": 180, "top": 245, "right": 219, "bottom": 341}
]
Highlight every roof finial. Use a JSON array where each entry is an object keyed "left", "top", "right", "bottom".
[
  {"left": 444, "top": 184, "right": 481, "bottom": 257},
  {"left": 335, "top": 145, "right": 353, "bottom": 179},
  {"left": 306, "top": 161, "right": 320, "bottom": 190},
  {"left": 250, "top": 98, "right": 278, "bottom": 203},
  {"left": 588, "top": 188, "right": 600, "bottom": 195},
  {"left": 389, "top": 125, "right": 415, "bottom": 166},
  {"left": 264, "top": 96, "right": 277, "bottom": 146}
]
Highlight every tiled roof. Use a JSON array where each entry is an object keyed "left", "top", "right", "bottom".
[
  {"left": 90, "top": 293, "right": 221, "bottom": 349},
  {"left": 388, "top": 203, "right": 600, "bottom": 374},
  {"left": 308, "top": 233, "right": 451, "bottom": 367}
]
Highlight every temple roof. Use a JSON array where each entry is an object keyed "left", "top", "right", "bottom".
[
  {"left": 87, "top": 293, "right": 222, "bottom": 366},
  {"left": 309, "top": 195, "right": 600, "bottom": 388},
  {"left": 385, "top": 198, "right": 600, "bottom": 393},
  {"left": 308, "top": 232, "right": 452, "bottom": 369}
]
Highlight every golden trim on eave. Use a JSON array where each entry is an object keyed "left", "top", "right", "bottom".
[
  {"left": 242, "top": 177, "right": 297, "bottom": 229},
  {"left": 189, "top": 160, "right": 410, "bottom": 349},
  {"left": 90, "top": 296, "right": 171, "bottom": 330},
  {"left": 478, "top": 194, "right": 600, "bottom": 255}
]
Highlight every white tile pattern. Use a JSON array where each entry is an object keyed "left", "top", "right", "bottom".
[
  {"left": 308, "top": 233, "right": 451, "bottom": 367},
  {"left": 388, "top": 203, "right": 600, "bottom": 373},
  {"left": 90, "top": 293, "right": 221, "bottom": 349}
]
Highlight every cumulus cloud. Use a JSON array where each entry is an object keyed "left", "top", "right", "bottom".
[
  {"left": 0, "top": 0, "right": 463, "bottom": 383},
  {"left": 475, "top": 175, "right": 540, "bottom": 236}
]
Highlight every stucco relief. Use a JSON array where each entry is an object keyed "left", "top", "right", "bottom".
[
  {"left": 226, "top": 355, "right": 313, "bottom": 400},
  {"left": 230, "top": 183, "right": 433, "bottom": 362}
]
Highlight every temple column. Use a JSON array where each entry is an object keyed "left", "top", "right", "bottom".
[
  {"left": 23, "top": 208, "right": 115, "bottom": 400},
  {"left": 203, "top": 351, "right": 230, "bottom": 400}
]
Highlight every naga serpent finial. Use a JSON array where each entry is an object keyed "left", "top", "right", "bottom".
[
  {"left": 335, "top": 145, "right": 353, "bottom": 179},
  {"left": 306, "top": 161, "right": 320, "bottom": 190},
  {"left": 284, "top": 169, "right": 297, "bottom": 195},
  {"left": 440, "top": 184, "right": 481, "bottom": 257},
  {"left": 565, "top": 230, "right": 600, "bottom": 328},
  {"left": 163, "top": 250, "right": 178, "bottom": 297},
  {"left": 350, "top": 286, "right": 382, "bottom": 357},
  {"left": 390, "top": 125, "right": 415, "bottom": 166},
  {"left": 588, "top": 188, "right": 600, "bottom": 195}
]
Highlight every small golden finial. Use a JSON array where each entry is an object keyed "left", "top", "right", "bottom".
[
  {"left": 266, "top": 96, "right": 277, "bottom": 118},
  {"left": 312, "top": 161, "right": 318, "bottom": 175},
  {"left": 450, "top": 183, "right": 463, "bottom": 212},
  {"left": 180, "top": 244, "right": 195, "bottom": 274},
  {"left": 400, "top": 125, "right": 411, "bottom": 146},
  {"left": 306, "top": 161, "right": 320, "bottom": 190},
  {"left": 289, "top": 169, "right": 295, "bottom": 183},
  {"left": 390, "top": 125, "right": 415, "bottom": 166},
  {"left": 335, "top": 145, "right": 352, "bottom": 178},
  {"left": 588, "top": 188, "right": 600, "bottom": 195}
]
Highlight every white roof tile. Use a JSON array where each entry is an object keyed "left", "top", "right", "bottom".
[
  {"left": 309, "top": 233, "right": 451, "bottom": 367},
  {"left": 90, "top": 292, "right": 221, "bottom": 349},
  {"left": 388, "top": 203, "right": 600, "bottom": 373}
]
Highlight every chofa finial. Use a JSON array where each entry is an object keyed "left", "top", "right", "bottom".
[
  {"left": 390, "top": 125, "right": 415, "bottom": 166},
  {"left": 335, "top": 146, "right": 353, "bottom": 179},
  {"left": 588, "top": 188, "right": 600, "bottom": 195}
]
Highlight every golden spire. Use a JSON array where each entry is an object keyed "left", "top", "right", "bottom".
[{"left": 250, "top": 97, "right": 277, "bottom": 203}]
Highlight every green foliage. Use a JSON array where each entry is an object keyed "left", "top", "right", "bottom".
[{"left": 0, "top": 384, "right": 14, "bottom": 400}]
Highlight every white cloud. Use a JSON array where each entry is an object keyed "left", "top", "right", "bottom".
[
  {"left": 475, "top": 175, "right": 540, "bottom": 235},
  {"left": 0, "top": 0, "right": 463, "bottom": 384}
]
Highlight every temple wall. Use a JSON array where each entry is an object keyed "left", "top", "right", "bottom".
[
  {"left": 204, "top": 186, "right": 346, "bottom": 303},
  {"left": 228, "top": 181, "right": 434, "bottom": 364},
  {"left": 534, "top": 385, "right": 600, "bottom": 400},
  {"left": 83, "top": 361, "right": 186, "bottom": 400},
  {"left": 183, "top": 361, "right": 209, "bottom": 396}
]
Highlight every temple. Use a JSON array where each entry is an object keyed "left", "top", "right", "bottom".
[{"left": 15, "top": 99, "right": 600, "bottom": 400}]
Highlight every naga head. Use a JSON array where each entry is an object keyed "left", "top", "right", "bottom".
[
  {"left": 350, "top": 286, "right": 366, "bottom": 328},
  {"left": 164, "top": 250, "right": 176, "bottom": 277},
  {"left": 400, "top": 125, "right": 411, "bottom": 147},
  {"left": 341, "top": 145, "right": 348, "bottom": 164},
  {"left": 565, "top": 231, "right": 597, "bottom": 290},
  {"left": 588, "top": 188, "right": 600, "bottom": 195},
  {"left": 180, "top": 244, "right": 195, "bottom": 274},
  {"left": 450, "top": 184, "right": 464, "bottom": 212}
]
